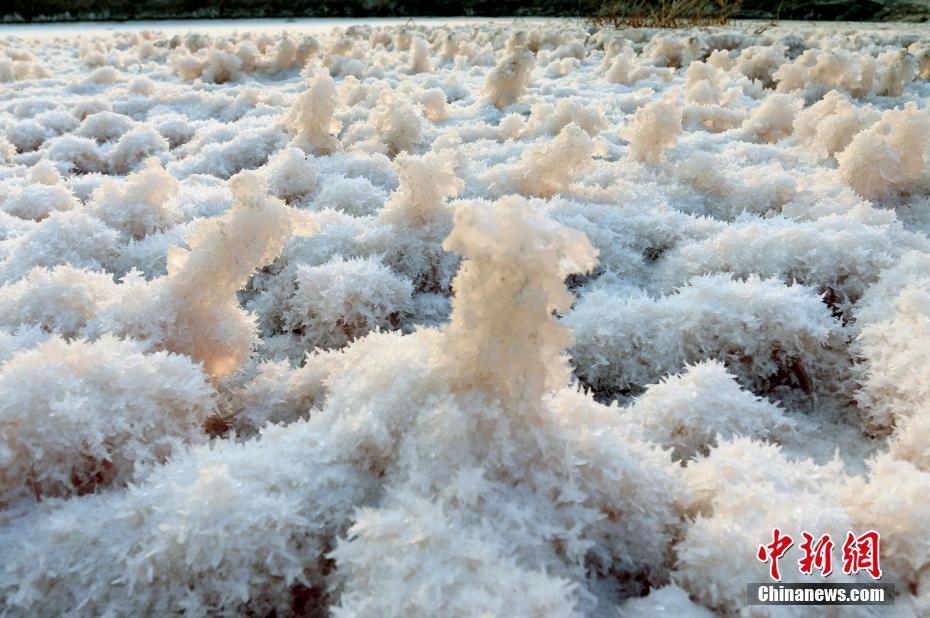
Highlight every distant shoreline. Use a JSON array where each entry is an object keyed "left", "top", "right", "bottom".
[
  {"left": 1, "top": 0, "right": 928, "bottom": 26},
  {"left": 2, "top": 17, "right": 929, "bottom": 38}
]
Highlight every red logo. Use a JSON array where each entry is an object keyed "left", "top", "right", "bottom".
[
  {"left": 757, "top": 528, "right": 794, "bottom": 581},
  {"left": 842, "top": 531, "right": 882, "bottom": 580},
  {"left": 798, "top": 531, "right": 834, "bottom": 576},
  {"left": 758, "top": 530, "right": 881, "bottom": 581}
]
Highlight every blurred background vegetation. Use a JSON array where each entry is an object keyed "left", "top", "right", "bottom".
[{"left": 1, "top": 0, "right": 928, "bottom": 22}]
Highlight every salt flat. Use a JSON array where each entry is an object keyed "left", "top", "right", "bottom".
[{"left": 1, "top": 19, "right": 929, "bottom": 616}]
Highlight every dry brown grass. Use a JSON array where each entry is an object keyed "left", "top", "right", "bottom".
[{"left": 587, "top": 0, "right": 742, "bottom": 28}]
